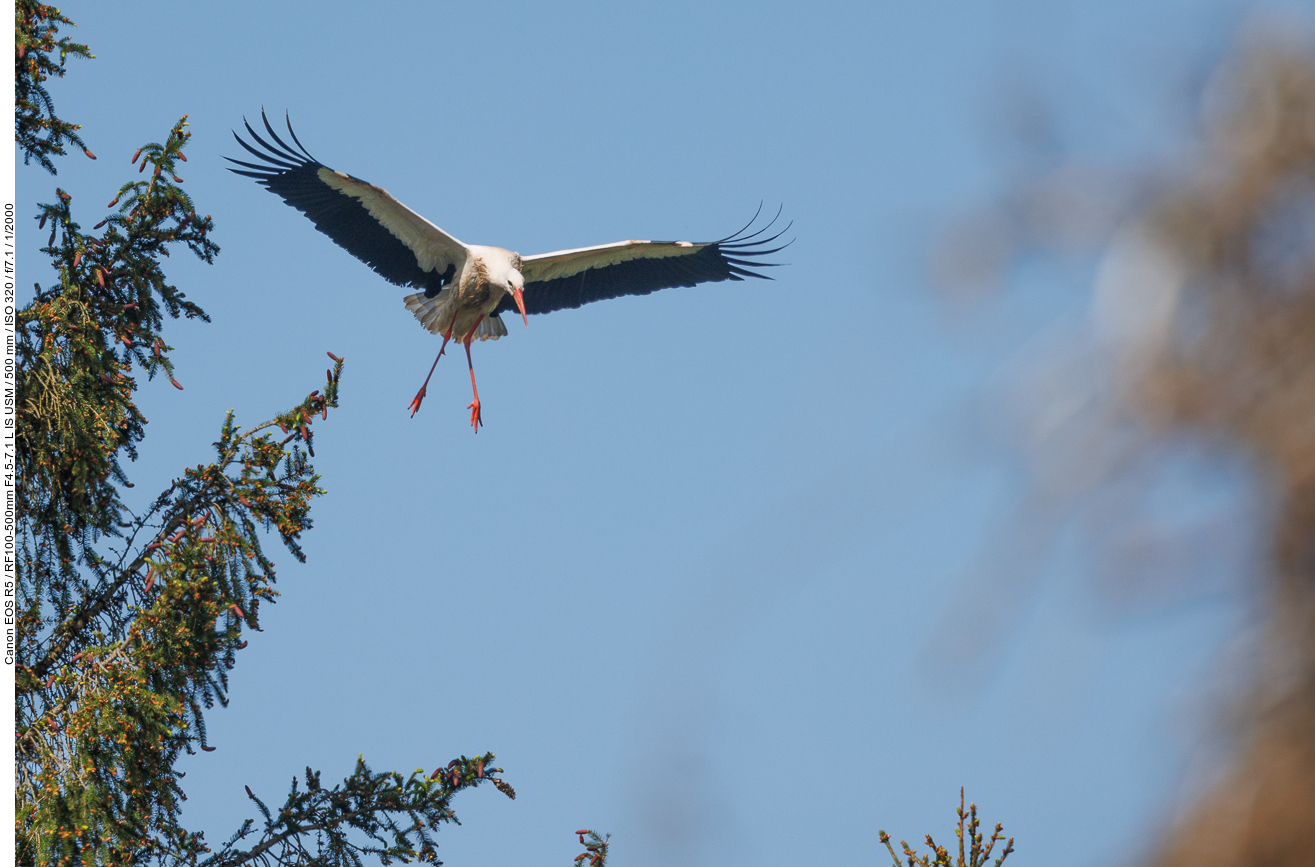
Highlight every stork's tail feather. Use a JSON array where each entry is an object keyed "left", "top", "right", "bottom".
[
  {"left": 403, "top": 292, "right": 508, "bottom": 341},
  {"left": 477, "top": 314, "right": 508, "bottom": 340},
  {"left": 404, "top": 291, "right": 456, "bottom": 335}
]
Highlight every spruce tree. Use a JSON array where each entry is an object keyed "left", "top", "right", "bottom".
[{"left": 13, "top": 6, "right": 541, "bottom": 865}]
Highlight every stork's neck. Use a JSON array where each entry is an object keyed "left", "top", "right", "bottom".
[{"left": 466, "top": 245, "right": 521, "bottom": 286}]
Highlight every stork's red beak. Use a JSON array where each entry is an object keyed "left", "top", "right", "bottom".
[{"left": 513, "top": 288, "right": 527, "bottom": 327}]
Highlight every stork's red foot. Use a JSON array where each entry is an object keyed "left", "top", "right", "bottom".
[
  {"left": 467, "top": 397, "right": 483, "bottom": 432},
  {"left": 408, "top": 386, "right": 427, "bottom": 418},
  {"left": 408, "top": 339, "right": 451, "bottom": 418}
]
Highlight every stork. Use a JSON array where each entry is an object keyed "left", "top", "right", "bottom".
[{"left": 227, "top": 112, "right": 788, "bottom": 431}]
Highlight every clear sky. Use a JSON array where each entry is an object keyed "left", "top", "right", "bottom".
[{"left": 16, "top": 1, "right": 1289, "bottom": 865}]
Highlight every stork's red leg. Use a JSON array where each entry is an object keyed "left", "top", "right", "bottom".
[
  {"left": 407, "top": 327, "right": 455, "bottom": 418},
  {"left": 462, "top": 315, "right": 486, "bottom": 432}
]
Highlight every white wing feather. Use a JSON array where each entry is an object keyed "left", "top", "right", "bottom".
[
  {"left": 317, "top": 168, "right": 468, "bottom": 274},
  {"left": 520, "top": 240, "right": 704, "bottom": 283}
]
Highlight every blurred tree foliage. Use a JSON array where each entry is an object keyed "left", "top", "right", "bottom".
[
  {"left": 936, "top": 22, "right": 1315, "bottom": 867},
  {"left": 13, "top": 7, "right": 519, "bottom": 865}
]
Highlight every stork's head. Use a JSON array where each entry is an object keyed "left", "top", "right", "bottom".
[{"left": 506, "top": 256, "right": 527, "bottom": 328}]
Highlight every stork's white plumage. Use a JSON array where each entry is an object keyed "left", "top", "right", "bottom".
[{"left": 228, "top": 111, "right": 788, "bottom": 430}]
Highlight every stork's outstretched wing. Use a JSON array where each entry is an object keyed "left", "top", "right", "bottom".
[
  {"left": 227, "top": 111, "right": 467, "bottom": 296},
  {"left": 499, "top": 208, "right": 790, "bottom": 317}
]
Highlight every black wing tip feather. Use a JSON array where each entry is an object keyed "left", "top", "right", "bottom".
[
  {"left": 710, "top": 205, "right": 793, "bottom": 279},
  {"left": 226, "top": 109, "right": 323, "bottom": 177},
  {"left": 718, "top": 203, "right": 783, "bottom": 244}
]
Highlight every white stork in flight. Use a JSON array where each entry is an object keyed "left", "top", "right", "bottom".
[{"left": 228, "top": 112, "right": 788, "bottom": 431}]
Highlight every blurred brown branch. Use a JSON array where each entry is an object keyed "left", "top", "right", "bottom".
[{"left": 935, "top": 21, "right": 1315, "bottom": 866}]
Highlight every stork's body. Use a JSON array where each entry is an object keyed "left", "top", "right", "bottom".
[
  {"left": 401, "top": 245, "right": 526, "bottom": 427},
  {"left": 228, "top": 112, "right": 787, "bottom": 431},
  {"left": 405, "top": 245, "right": 522, "bottom": 341}
]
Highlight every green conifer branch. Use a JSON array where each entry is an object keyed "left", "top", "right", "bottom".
[
  {"left": 878, "top": 790, "right": 1014, "bottom": 867},
  {"left": 198, "top": 755, "right": 514, "bottom": 867},
  {"left": 17, "top": 360, "right": 347, "bottom": 863},
  {"left": 571, "top": 829, "right": 610, "bottom": 867},
  {"left": 15, "top": 1, "right": 93, "bottom": 173}
]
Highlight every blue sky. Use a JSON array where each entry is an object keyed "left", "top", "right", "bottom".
[{"left": 16, "top": 1, "right": 1291, "bottom": 865}]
